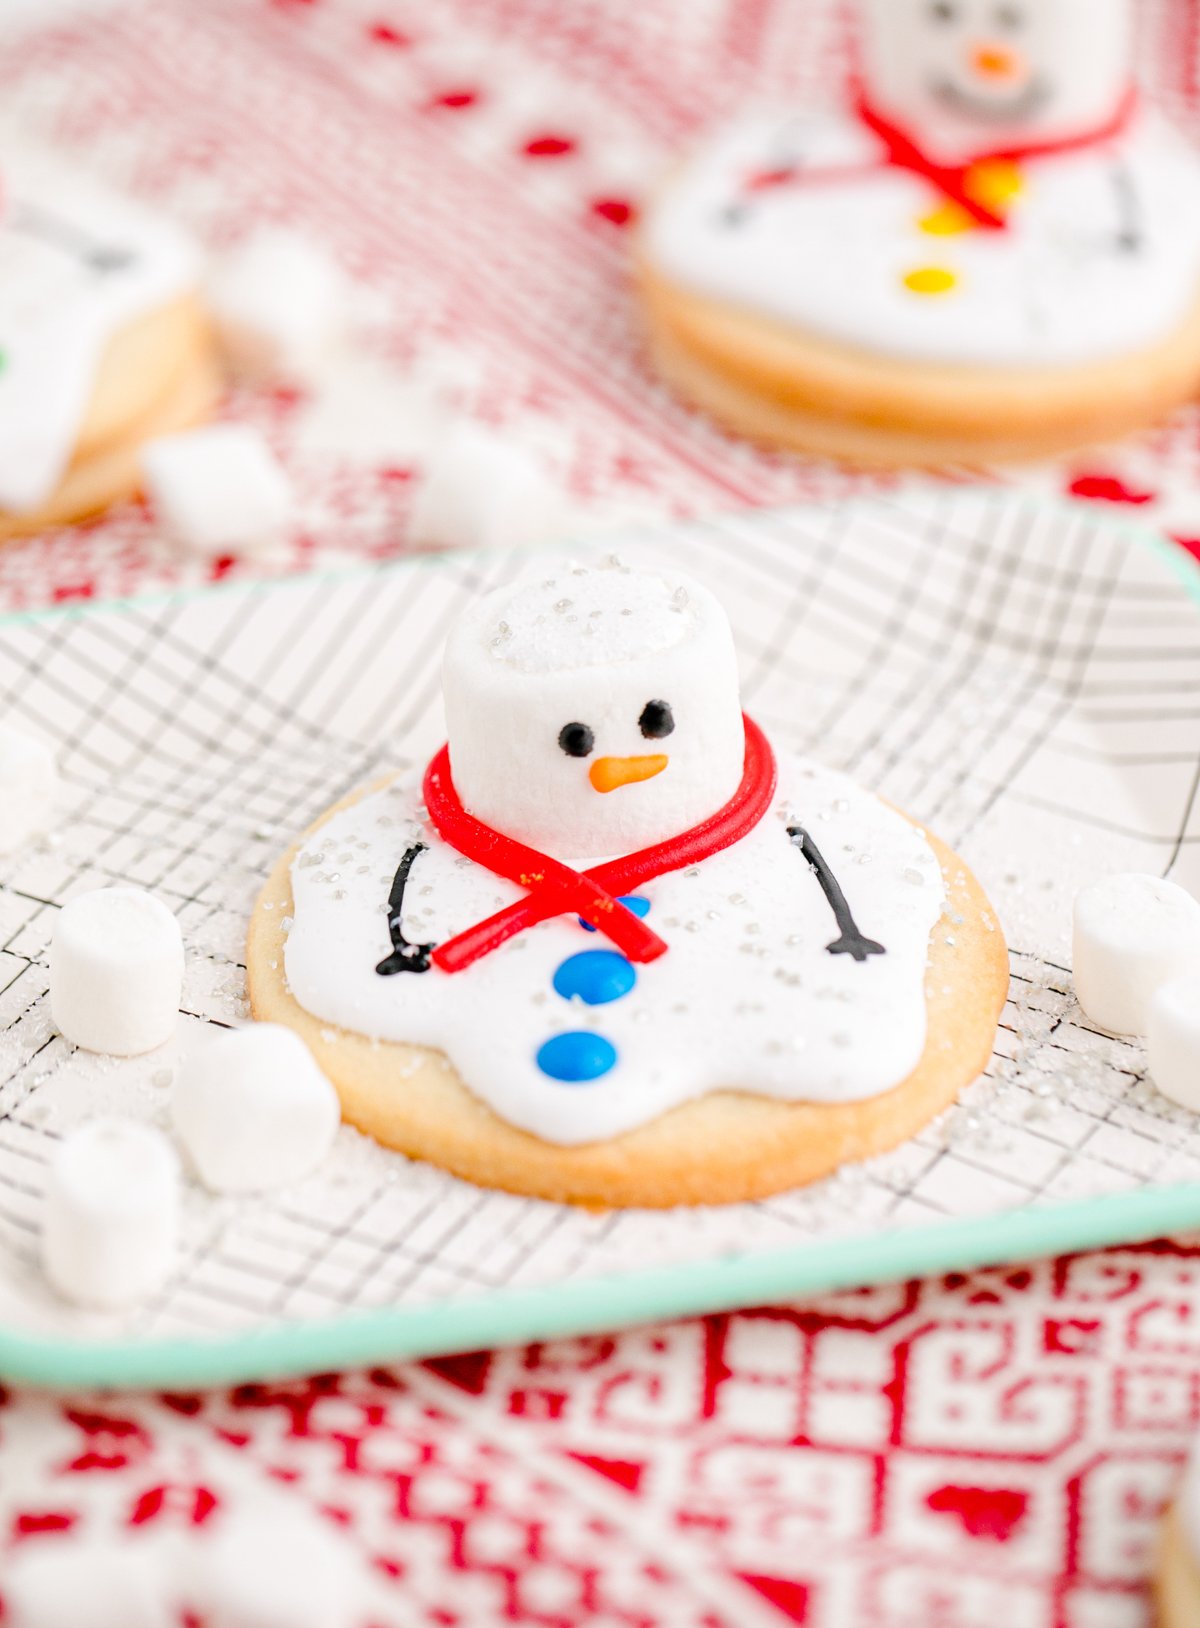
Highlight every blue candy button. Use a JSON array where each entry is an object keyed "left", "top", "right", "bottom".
[
  {"left": 580, "top": 894, "right": 650, "bottom": 932},
  {"left": 537, "top": 1031, "right": 618, "bottom": 1082},
  {"left": 553, "top": 949, "right": 637, "bottom": 1006}
]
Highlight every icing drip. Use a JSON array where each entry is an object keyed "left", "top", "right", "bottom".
[
  {"left": 283, "top": 757, "right": 947, "bottom": 1146},
  {"left": 0, "top": 151, "right": 199, "bottom": 513}
]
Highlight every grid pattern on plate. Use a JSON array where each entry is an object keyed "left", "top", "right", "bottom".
[{"left": 0, "top": 488, "right": 1198, "bottom": 1340}]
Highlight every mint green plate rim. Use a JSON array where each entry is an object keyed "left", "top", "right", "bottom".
[{"left": 2, "top": 493, "right": 1198, "bottom": 1391}]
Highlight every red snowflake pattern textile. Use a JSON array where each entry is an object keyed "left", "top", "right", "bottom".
[{"left": 4, "top": 2, "right": 1200, "bottom": 1624}]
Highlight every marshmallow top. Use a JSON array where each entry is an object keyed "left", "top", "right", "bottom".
[
  {"left": 443, "top": 562, "right": 745, "bottom": 860},
  {"left": 488, "top": 567, "right": 691, "bottom": 673},
  {"left": 858, "top": 0, "right": 1134, "bottom": 161},
  {"left": 65, "top": 887, "right": 175, "bottom": 961}
]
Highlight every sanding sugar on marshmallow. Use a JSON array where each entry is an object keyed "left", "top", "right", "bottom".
[
  {"left": 207, "top": 226, "right": 345, "bottom": 382},
  {"left": 50, "top": 886, "right": 184, "bottom": 1056},
  {"left": 443, "top": 559, "right": 745, "bottom": 860},
  {"left": 142, "top": 424, "right": 293, "bottom": 559},
  {"left": 409, "top": 422, "right": 572, "bottom": 553},
  {"left": 0, "top": 720, "right": 58, "bottom": 856},
  {"left": 172, "top": 1023, "right": 340, "bottom": 1194},
  {"left": 41, "top": 1119, "right": 181, "bottom": 1310},
  {"left": 1148, "top": 973, "right": 1200, "bottom": 1112},
  {"left": 1073, "top": 873, "right": 1200, "bottom": 1036}
]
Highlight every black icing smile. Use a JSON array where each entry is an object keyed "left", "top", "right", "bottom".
[{"left": 928, "top": 72, "right": 1051, "bottom": 124}]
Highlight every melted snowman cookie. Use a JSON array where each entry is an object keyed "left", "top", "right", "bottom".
[
  {"left": 248, "top": 562, "right": 1008, "bottom": 1207},
  {"left": 637, "top": 0, "right": 1200, "bottom": 464},
  {"left": 0, "top": 151, "right": 217, "bottom": 536}
]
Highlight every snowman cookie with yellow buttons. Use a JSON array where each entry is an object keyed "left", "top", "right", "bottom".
[
  {"left": 248, "top": 561, "right": 1008, "bottom": 1207},
  {"left": 637, "top": 0, "right": 1200, "bottom": 466},
  {"left": 0, "top": 151, "right": 218, "bottom": 540}
]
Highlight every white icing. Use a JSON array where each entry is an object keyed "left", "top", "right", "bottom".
[
  {"left": 0, "top": 151, "right": 199, "bottom": 513},
  {"left": 282, "top": 756, "right": 947, "bottom": 1146},
  {"left": 859, "top": 0, "right": 1134, "bottom": 166},
  {"left": 642, "top": 107, "right": 1200, "bottom": 368},
  {"left": 443, "top": 563, "right": 745, "bottom": 861}
]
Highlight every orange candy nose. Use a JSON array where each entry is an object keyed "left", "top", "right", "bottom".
[
  {"left": 588, "top": 754, "right": 669, "bottom": 793},
  {"left": 971, "top": 42, "right": 1023, "bottom": 80}
]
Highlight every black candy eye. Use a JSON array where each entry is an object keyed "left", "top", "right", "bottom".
[
  {"left": 930, "top": 0, "right": 957, "bottom": 21},
  {"left": 558, "top": 722, "right": 595, "bottom": 758},
  {"left": 994, "top": 2, "right": 1024, "bottom": 26},
  {"left": 638, "top": 700, "right": 675, "bottom": 740}
]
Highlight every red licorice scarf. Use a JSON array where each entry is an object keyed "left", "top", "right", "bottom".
[
  {"left": 422, "top": 714, "right": 777, "bottom": 974},
  {"left": 744, "top": 83, "right": 1138, "bottom": 231}
]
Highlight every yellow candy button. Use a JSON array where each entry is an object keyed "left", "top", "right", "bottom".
[
  {"left": 919, "top": 202, "right": 973, "bottom": 236},
  {"left": 903, "top": 266, "right": 958, "bottom": 296},
  {"left": 965, "top": 158, "right": 1023, "bottom": 210}
]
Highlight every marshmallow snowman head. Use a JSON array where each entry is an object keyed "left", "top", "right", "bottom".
[
  {"left": 442, "top": 562, "right": 745, "bottom": 861},
  {"left": 858, "top": 0, "right": 1133, "bottom": 157}
]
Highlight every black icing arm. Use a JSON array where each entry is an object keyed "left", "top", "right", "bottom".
[
  {"left": 7, "top": 203, "right": 135, "bottom": 273},
  {"left": 788, "top": 826, "right": 885, "bottom": 963},
  {"left": 1110, "top": 162, "right": 1141, "bottom": 254},
  {"left": 376, "top": 843, "right": 437, "bottom": 976}
]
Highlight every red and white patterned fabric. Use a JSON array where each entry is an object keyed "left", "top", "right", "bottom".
[{"left": 3, "top": 2, "right": 1200, "bottom": 1622}]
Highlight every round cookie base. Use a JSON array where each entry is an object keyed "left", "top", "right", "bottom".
[
  {"left": 1156, "top": 1505, "right": 1200, "bottom": 1627},
  {"left": 247, "top": 781, "right": 1009, "bottom": 1209},
  {"left": 0, "top": 294, "right": 220, "bottom": 541},
  {"left": 637, "top": 261, "right": 1200, "bottom": 467}
]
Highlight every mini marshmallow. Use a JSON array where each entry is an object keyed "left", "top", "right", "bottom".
[
  {"left": 207, "top": 226, "right": 345, "bottom": 381},
  {"left": 4, "top": 1541, "right": 172, "bottom": 1628},
  {"left": 443, "top": 561, "right": 745, "bottom": 860},
  {"left": 183, "top": 1502, "right": 366, "bottom": 1628},
  {"left": 0, "top": 720, "right": 57, "bottom": 855},
  {"left": 409, "top": 422, "right": 571, "bottom": 553},
  {"left": 172, "top": 1024, "right": 340, "bottom": 1194},
  {"left": 1148, "top": 974, "right": 1200, "bottom": 1112},
  {"left": 41, "top": 1118, "right": 181, "bottom": 1310},
  {"left": 50, "top": 886, "right": 183, "bottom": 1055},
  {"left": 1073, "top": 874, "right": 1200, "bottom": 1036},
  {"left": 142, "top": 424, "right": 293, "bottom": 559}
]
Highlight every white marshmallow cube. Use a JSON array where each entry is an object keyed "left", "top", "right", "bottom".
[
  {"left": 409, "top": 422, "right": 571, "bottom": 553},
  {"left": 4, "top": 1541, "right": 173, "bottom": 1628},
  {"left": 142, "top": 424, "right": 293, "bottom": 559},
  {"left": 50, "top": 886, "right": 183, "bottom": 1056},
  {"left": 1073, "top": 873, "right": 1200, "bottom": 1035},
  {"left": 207, "top": 226, "right": 345, "bottom": 381},
  {"left": 42, "top": 1119, "right": 181, "bottom": 1310},
  {"left": 0, "top": 721, "right": 58, "bottom": 855},
  {"left": 172, "top": 1024, "right": 340, "bottom": 1194},
  {"left": 444, "top": 561, "right": 745, "bottom": 860},
  {"left": 1148, "top": 974, "right": 1200, "bottom": 1111}
]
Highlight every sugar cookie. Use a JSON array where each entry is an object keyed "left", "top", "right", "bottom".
[
  {"left": 637, "top": 0, "right": 1200, "bottom": 465},
  {"left": 248, "top": 562, "right": 1007, "bottom": 1207}
]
